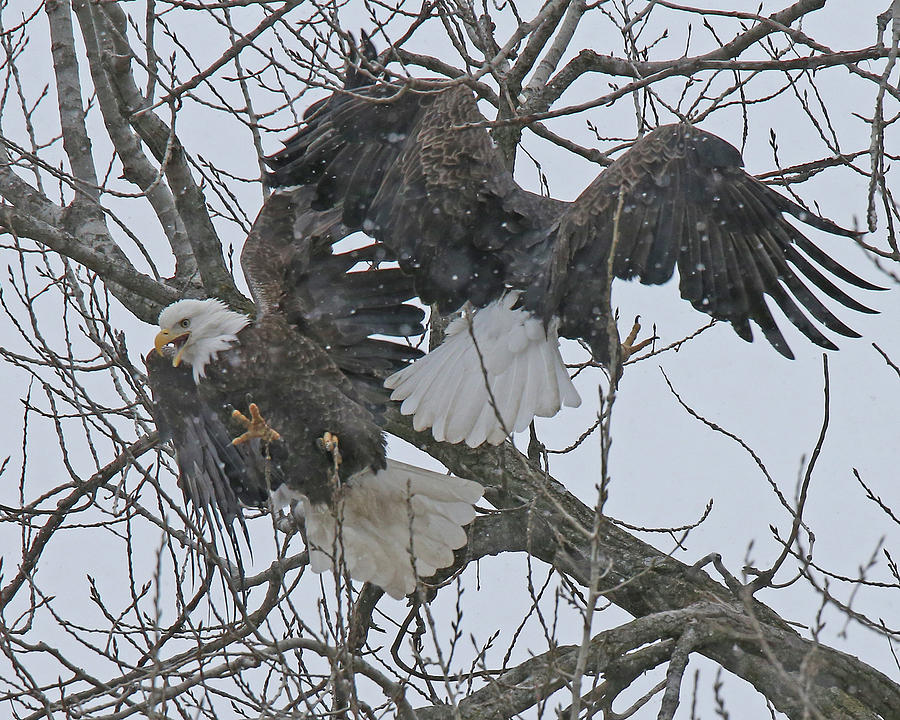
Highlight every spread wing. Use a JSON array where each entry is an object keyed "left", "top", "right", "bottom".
[
  {"left": 549, "top": 123, "right": 880, "bottom": 359},
  {"left": 241, "top": 185, "right": 426, "bottom": 412},
  {"left": 269, "top": 82, "right": 877, "bottom": 361},
  {"left": 267, "top": 84, "right": 563, "bottom": 312}
]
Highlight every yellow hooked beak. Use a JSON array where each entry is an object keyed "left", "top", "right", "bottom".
[{"left": 154, "top": 328, "right": 191, "bottom": 367}]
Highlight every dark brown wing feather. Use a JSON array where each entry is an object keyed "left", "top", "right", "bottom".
[
  {"left": 145, "top": 350, "right": 270, "bottom": 564},
  {"left": 241, "top": 185, "right": 425, "bottom": 411},
  {"left": 267, "top": 85, "right": 562, "bottom": 312},
  {"left": 269, "top": 84, "right": 877, "bottom": 362},
  {"left": 550, "top": 123, "right": 880, "bottom": 360}
]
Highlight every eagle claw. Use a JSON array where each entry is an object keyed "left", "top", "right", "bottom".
[
  {"left": 231, "top": 403, "right": 281, "bottom": 445},
  {"left": 318, "top": 431, "right": 343, "bottom": 480},
  {"left": 622, "top": 316, "right": 657, "bottom": 361}
]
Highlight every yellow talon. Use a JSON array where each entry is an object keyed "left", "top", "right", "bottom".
[
  {"left": 318, "top": 431, "right": 343, "bottom": 479},
  {"left": 231, "top": 403, "right": 281, "bottom": 445}
]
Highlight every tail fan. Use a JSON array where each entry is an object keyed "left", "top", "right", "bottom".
[
  {"left": 294, "top": 460, "right": 483, "bottom": 599},
  {"left": 385, "top": 293, "right": 581, "bottom": 447}
]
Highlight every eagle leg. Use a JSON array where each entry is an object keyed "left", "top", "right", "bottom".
[
  {"left": 317, "top": 431, "right": 343, "bottom": 481},
  {"left": 231, "top": 403, "right": 281, "bottom": 445},
  {"left": 622, "top": 316, "right": 657, "bottom": 361}
]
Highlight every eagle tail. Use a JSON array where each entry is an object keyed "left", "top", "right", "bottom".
[
  {"left": 385, "top": 294, "right": 581, "bottom": 447},
  {"left": 300, "top": 460, "right": 483, "bottom": 599}
]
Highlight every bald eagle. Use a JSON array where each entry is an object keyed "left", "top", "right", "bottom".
[
  {"left": 146, "top": 189, "right": 482, "bottom": 599},
  {"left": 267, "top": 81, "right": 880, "bottom": 447}
]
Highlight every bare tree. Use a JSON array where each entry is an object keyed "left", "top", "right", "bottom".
[{"left": 1, "top": 1, "right": 898, "bottom": 718}]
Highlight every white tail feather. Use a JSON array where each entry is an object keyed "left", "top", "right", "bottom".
[
  {"left": 385, "top": 294, "right": 581, "bottom": 447},
  {"left": 289, "top": 460, "right": 482, "bottom": 599}
]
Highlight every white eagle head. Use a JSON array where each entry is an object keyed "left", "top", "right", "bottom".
[{"left": 154, "top": 299, "right": 250, "bottom": 382}]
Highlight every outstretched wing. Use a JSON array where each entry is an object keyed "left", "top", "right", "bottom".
[
  {"left": 266, "top": 84, "right": 563, "bottom": 312},
  {"left": 242, "top": 185, "right": 426, "bottom": 413},
  {"left": 269, "top": 82, "right": 877, "bottom": 361},
  {"left": 549, "top": 123, "right": 880, "bottom": 359}
]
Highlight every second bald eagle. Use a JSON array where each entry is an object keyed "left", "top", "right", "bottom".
[{"left": 267, "top": 81, "right": 879, "bottom": 447}]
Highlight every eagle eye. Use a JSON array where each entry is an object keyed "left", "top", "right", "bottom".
[{"left": 179, "top": 318, "right": 191, "bottom": 328}]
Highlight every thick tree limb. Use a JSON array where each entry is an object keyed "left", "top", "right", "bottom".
[
  {"left": 72, "top": 0, "right": 192, "bottom": 276},
  {"left": 94, "top": 2, "right": 249, "bottom": 308},
  {"left": 387, "top": 412, "right": 900, "bottom": 720}
]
